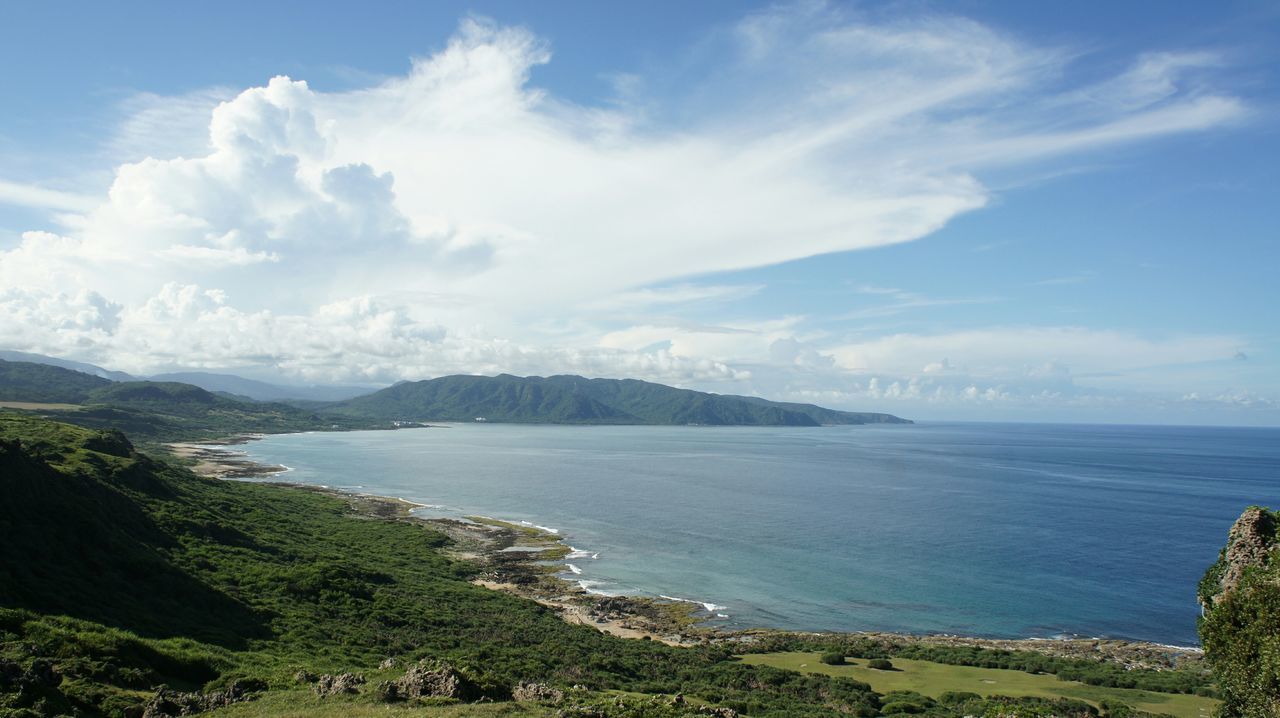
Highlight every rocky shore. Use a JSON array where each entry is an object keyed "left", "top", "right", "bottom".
[
  {"left": 168, "top": 439, "right": 1205, "bottom": 672},
  {"left": 166, "top": 437, "right": 289, "bottom": 479}
]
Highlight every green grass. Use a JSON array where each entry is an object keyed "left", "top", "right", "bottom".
[
  {"left": 739, "top": 653, "right": 1219, "bottom": 718},
  {"left": 205, "top": 691, "right": 554, "bottom": 717}
]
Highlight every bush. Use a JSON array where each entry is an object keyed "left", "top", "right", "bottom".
[
  {"left": 868, "top": 658, "right": 894, "bottom": 670},
  {"left": 939, "top": 691, "right": 981, "bottom": 705},
  {"left": 819, "top": 652, "right": 846, "bottom": 666}
]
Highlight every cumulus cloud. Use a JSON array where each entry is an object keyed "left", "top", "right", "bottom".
[{"left": 0, "top": 5, "right": 1255, "bottom": 397}]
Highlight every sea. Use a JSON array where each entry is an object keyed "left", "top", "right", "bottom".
[{"left": 229, "top": 422, "right": 1280, "bottom": 647}]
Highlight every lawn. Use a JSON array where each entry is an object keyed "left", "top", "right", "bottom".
[{"left": 738, "top": 653, "right": 1218, "bottom": 718}]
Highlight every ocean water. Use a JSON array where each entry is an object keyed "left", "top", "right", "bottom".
[{"left": 232, "top": 422, "right": 1280, "bottom": 646}]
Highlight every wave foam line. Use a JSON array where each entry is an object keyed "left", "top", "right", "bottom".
[{"left": 660, "top": 595, "right": 728, "bottom": 613}]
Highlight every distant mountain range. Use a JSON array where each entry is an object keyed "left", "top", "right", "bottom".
[
  {"left": 329, "top": 373, "right": 910, "bottom": 426},
  {"left": 0, "top": 350, "right": 135, "bottom": 382},
  {"left": 0, "top": 351, "right": 372, "bottom": 402},
  {"left": 0, "top": 359, "right": 381, "bottom": 440},
  {"left": 0, "top": 352, "right": 910, "bottom": 430},
  {"left": 148, "top": 371, "right": 371, "bottom": 402}
]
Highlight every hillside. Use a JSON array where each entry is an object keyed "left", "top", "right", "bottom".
[
  {"left": 0, "top": 413, "right": 889, "bottom": 717},
  {"left": 0, "top": 361, "right": 383, "bottom": 441},
  {"left": 148, "top": 371, "right": 373, "bottom": 402},
  {"left": 331, "top": 374, "right": 911, "bottom": 426},
  {"left": 0, "top": 358, "right": 111, "bottom": 403},
  {"left": 0, "top": 350, "right": 135, "bottom": 381}
]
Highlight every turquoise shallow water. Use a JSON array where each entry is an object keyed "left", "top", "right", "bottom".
[{"left": 232, "top": 422, "right": 1280, "bottom": 646}]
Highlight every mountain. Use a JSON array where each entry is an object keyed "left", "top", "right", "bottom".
[
  {"left": 0, "top": 358, "right": 112, "bottom": 403},
  {"left": 330, "top": 373, "right": 911, "bottom": 426},
  {"left": 0, "top": 349, "right": 135, "bottom": 381},
  {"left": 0, "top": 360, "right": 381, "bottom": 440},
  {"left": 148, "top": 371, "right": 375, "bottom": 402}
]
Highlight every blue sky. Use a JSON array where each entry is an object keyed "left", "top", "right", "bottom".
[{"left": 0, "top": 1, "right": 1276, "bottom": 424}]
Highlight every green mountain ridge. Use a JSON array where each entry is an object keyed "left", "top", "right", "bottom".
[
  {"left": 331, "top": 373, "right": 912, "bottom": 426},
  {"left": 0, "top": 359, "right": 112, "bottom": 403},
  {"left": 1, "top": 359, "right": 909, "bottom": 430},
  {"left": 0, "top": 360, "right": 381, "bottom": 441}
]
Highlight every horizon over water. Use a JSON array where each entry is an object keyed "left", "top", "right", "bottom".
[{"left": 231, "top": 421, "right": 1279, "bottom": 646}]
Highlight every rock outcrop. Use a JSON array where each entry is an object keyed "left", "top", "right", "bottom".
[
  {"left": 138, "top": 679, "right": 261, "bottom": 717},
  {"left": 513, "top": 682, "right": 564, "bottom": 703},
  {"left": 310, "top": 672, "right": 365, "bottom": 698},
  {"left": 1199, "top": 506, "right": 1280, "bottom": 718},
  {"left": 375, "top": 660, "right": 482, "bottom": 702},
  {"left": 1220, "top": 506, "right": 1277, "bottom": 597}
]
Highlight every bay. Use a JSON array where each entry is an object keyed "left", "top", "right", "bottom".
[{"left": 232, "top": 422, "right": 1280, "bottom": 646}]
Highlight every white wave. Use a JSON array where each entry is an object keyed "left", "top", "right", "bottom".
[
  {"left": 566, "top": 547, "right": 600, "bottom": 560},
  {"left": 518, "top": 520, "right": 560, "bottom": 534},
  {"left": 659, "top": 595, "right": 727, "bottom": 613},
  {"left": 576, "top": 579, "right": 622, "bottom": 597},
  {"left": 564, "top": 563, "right": 583, "bottom": 575}
]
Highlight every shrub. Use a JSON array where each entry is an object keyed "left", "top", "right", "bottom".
[
  {"left": 868, "top": 658, "right": 894, "bottom": 670},
  {"left": 939, "top": 691, "right": 981, "bottom": 705},
  {"left": 819, "top": 652, "right": 846, "bottom": 666}
]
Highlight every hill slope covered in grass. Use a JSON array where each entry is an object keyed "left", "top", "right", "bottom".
[
  {"left": 331, "top": 374, "right": 911, "bottom": 426},
  {"left": 0, "top": 359, "right": 111, "bottom": 403},
  {"left": 0, "top": 413, "right": 889, "bottom": 717},
  {"left": 0, "top": 360, "right": 384, "bottom": 441}
]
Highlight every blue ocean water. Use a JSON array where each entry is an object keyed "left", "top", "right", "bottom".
[{"left": 233, "top": 422, "right": 1280, "bottom": 646}]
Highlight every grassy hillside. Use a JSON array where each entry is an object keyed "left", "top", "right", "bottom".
[
  {"left": 0, "top": 359, "right": 111, "bottom": 403},
  {"left": 331, "top": 374, "right": 911, "bottom": 426},
  {"left": 0, "top": 361, "right": 385, "bottom": 441},
  {"left": 335, "top": 374, "right": 638, "bottom": 424},
  {"left": 1, "top": 413, "right": 892, "bottom": 717}
]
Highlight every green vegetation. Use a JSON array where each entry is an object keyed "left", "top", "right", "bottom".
[
  {"left": 1198, "top": 506, "right": 1280, "bottom": 718},
  {"left": 1, "top": 405, "right": 1232, "bottom": 718},
  {"left": 739, "top": 653, "right": 1219, "bottom": 718},
  {"left": 0, "top": 360, "right": 387, "bottom": 442},
  {"left": 329, "top": 373, "right": 911, "bottom": 426},
  {"left": 0, "top": 359, "right": 110, "bottom": 403},
  {"left": 1, "top": 413, "right": 891, "bottom": 717},
  {"left": 744, "top": 634, "right": 1214, "bottom": 695}
]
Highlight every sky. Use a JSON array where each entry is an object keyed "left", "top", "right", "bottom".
[{"left": 0, "top": 1, "right": 1277, "bottom": 425}]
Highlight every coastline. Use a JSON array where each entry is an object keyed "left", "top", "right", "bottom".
[{"left": 167, "top": 436, "right": 1206, "bottom": 670}]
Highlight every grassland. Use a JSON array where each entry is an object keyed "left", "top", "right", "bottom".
[
  {"left": 738, "top": 653, "right": 1218, "bottom": 718},
  {"left": 205, "top": 690, "right": 553, "bottom": 717}
]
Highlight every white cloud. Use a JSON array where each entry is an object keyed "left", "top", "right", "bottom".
[
  {"left": 0, "top": 180, "right": 97, "bottom": 213},
  {"left": 0, "top": 6, "right": 1257, "bottom": 409},
  {"left": 827, "top": 327, "right": 1242, "bottom": 378}
]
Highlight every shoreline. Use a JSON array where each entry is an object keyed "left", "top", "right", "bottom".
[{"left": 167, "top": 436, "right": 1206, "bottom": 669}]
